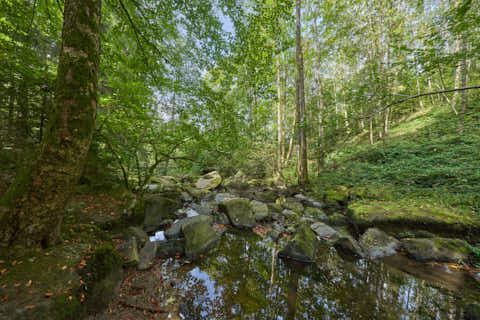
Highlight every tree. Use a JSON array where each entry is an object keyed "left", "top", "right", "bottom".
[
  {"left": 0, "top": 0, "right": 102, "bottom": 247},
  {"left": 295, "top": 0, "right": 308, "bottom": 186}
]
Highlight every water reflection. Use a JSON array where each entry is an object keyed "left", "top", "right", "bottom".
[{"left": 170, "top": 231, "right": 479, "bottom": 320}]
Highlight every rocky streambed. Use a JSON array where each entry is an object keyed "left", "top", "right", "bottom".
[{"left": 93, "top": 171, "right": 480, "bottom": 320}]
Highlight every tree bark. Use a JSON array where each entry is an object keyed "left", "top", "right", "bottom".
[
  {"left": 295, "top": 0, "right": 308, "bottom": 186},
  {"left": 0, "top": 0, "right": 102, "bottom": 247},
  {"left": 276, "top": 54, "right": 283, "bottom": 175}
]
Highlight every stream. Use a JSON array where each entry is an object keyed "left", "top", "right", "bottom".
[{"left": 155, "top": 230, "right": 479, "bottom": 320}]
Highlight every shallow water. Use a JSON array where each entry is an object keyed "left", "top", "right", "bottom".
[{"left": 161, "top": 231, "right": 479, "bottom": 320}]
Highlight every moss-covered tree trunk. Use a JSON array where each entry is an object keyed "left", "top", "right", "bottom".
[{"left": 0, "top": 0, "right": 102, "bottom": 247}]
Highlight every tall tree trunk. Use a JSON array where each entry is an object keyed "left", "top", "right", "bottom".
[
  {"left": 295, "top": 0, "right": 308, "bottom": 186},
  {"left": 458, "top": 37, "right": 467, "bottom": 134},
  {"left": 0, "top": 0, "right": 102, "bottom": 247},
  {"left": 276, "top": 54, "right": 283, "bottom": 175}
]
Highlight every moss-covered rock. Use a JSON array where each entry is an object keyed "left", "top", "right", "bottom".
[
  {"left": 219, "top": 198, "right": 255, "bottom": 229},
  {"left": 137, "top": 240, "right": 157, "bottom": 271},
  {"left": 359, "top": 228, "right": 400, "bottom": 259},
  {"left": 183, "top": 217, "right": 219, "bottom": 260},
  {"left": 250, "top": 200, "right": 270, "bottom": 221},
  {"left": 143, "top": 195, "right": 182, "bottom": 233},
  {"left": 194, "top": 171, "right": 222, "bottom": 190},
  {"left": 401, "top": 237, "right": 473, "bottom": 264},
  {"left": 278, "top": 224, "right": 317, "bottom": 263},
  {"left": 323, "top": 186, "right": 351, "bottom": 207},
  {"left": 282, "top": 200, "right": 304, "bottom": 214},
  {"left": 350, "top": 201, "right": 480, "bottom": 239},
  {"left": 464, "top": 303, "right": 480, "bottom": 320}
]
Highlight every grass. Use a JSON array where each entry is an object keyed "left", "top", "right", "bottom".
[{"left": 312, "top": 103, "right": 480, "bottom": 216}]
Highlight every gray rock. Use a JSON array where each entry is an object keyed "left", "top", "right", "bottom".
[
  {"left": 143, "top": 196, "right": 181, "bottom": 233},
  {"left": 335, "top": 228, "right": 364, "bottom": 257},
  {"left": 190, "top": 203, "right": 213, "bottom": 215},
  {"left": 401, "top": 238, "right": 472, "bottom": 264},
  {"left": 359, "top": 228, "right": 400, "bottom": 259},
  {"left": 219, "top": 198, "right": 255, "bottom": 229},
  {"left": 282, "top": 209, "right": 297, "bottom": 217},
  {"left": 195, "top": 171, "right": 222, "bottom": 190},
  {"left": 311, "top": 222, "right": 340, "bottom": 243},
  {"left": 294, "top": 194, "right": 308, "bottom": 201},
  {"left": 279, "top": 224, "right": 317, "bottom": 263},
  {"left": 250, "top": 200, "right": 270, "bottom": 221},
  {"left": 183, "top": 217, "right": 220, "bottom": 260},
  {"left": 215, "top": 193, "right": 236, "bottom": 203},
  {"left": 121, "top": 237, "right": 139, "bottom": 266},
  {"left": 138, "top": 241, "right": 157, "bottom": 270}
]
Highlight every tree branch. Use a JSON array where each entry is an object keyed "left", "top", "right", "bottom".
[{"left": 353, "top": 86, "right": 480, "bottom": 120}]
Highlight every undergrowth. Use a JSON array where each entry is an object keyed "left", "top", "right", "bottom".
[{"left": 312, "top": 104, "right": 480, "bottom": 215}]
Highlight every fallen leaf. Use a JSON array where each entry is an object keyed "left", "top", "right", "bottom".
[
  {"left": 24, "top": 305, "right": 35, "bottom": 310},
  {"left": 44, "top": 292, "right": 54, "bottom": 297},
  {"left": 61, "top": 265, "right": 67, "bottom": 270},
  {"left": 25, "top": 280, "right": 32, "bottom": 287}
]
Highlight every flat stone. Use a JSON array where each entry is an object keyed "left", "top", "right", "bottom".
[
  {"left": 127, "top": 226, "right": 148, "bottom": 246},
  {"left": 311, "top": 222, "right": 340, "bottom": 243},
  {"left": 359, "top": 228, "right": 400, "bottom": 259},
  {"left": 401, "top": 238, "right": 472, "bottom": 264}
]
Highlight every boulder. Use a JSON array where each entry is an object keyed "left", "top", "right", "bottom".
[
  {"left": 278, "top": 224, "right": 317, "bottom": 263},
  {"left": 165, "top": 215, "right": 213, "bottom": 240},
  {"left": 121, "top": 237, "right": 139, "bottom": 266},
  {"left": 359, "top": 228, "right": 400, "bottom": 259},
  {"left": 195, "top": 171, "right": 222, "bottom": 190},
  {"left": 143, "top": 196, "right": 182, "bottom": 233},
  {"left": 311, "top": 222, "right": 340, "bottom": 243},
  {"left": 183, "top": 217, "right": 220, "bottom": 260},
  {"left": 334, "top": 227, "right": 364, "bottom": 257},
  {"left": 137, "top": 241, "right": 157, "bottom": 271},
  {"left": 401, "top": 238, "right": 473, "bottom": 264},
  {"left": 250, "top": 200, "right": 270, "bottom": 221},
  {"left": 219, "top": 198, "right": 255, "bottom": 229}
]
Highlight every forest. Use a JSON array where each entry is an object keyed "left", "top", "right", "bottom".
[{"left": 0, "top": 0, "right": 479, "bottom": 319}]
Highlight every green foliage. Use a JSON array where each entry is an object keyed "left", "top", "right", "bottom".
[{"left": 314, "top": 105, "right": 480, "bottom": 214}]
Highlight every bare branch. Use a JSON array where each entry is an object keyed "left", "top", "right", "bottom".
[{"left": 353, "top": 86, "right": 480, "bottom": 120}]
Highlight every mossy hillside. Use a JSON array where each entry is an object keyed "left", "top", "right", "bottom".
[
  {"left": 312, "top": 105, "right": 480, "bottom": 214},
  {"left": 350, "top": 201, "right": 480, "bottom": 239}
]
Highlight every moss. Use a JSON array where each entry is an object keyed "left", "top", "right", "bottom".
[
  {"left": 82, "top": 245, "right": 123, "bottom": 313},
  {"left": 53, "top": 293, "right": 82, "bottom": 320},
  {"left": 350, "top": 201, "right": 480, "bottom": 239}
]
